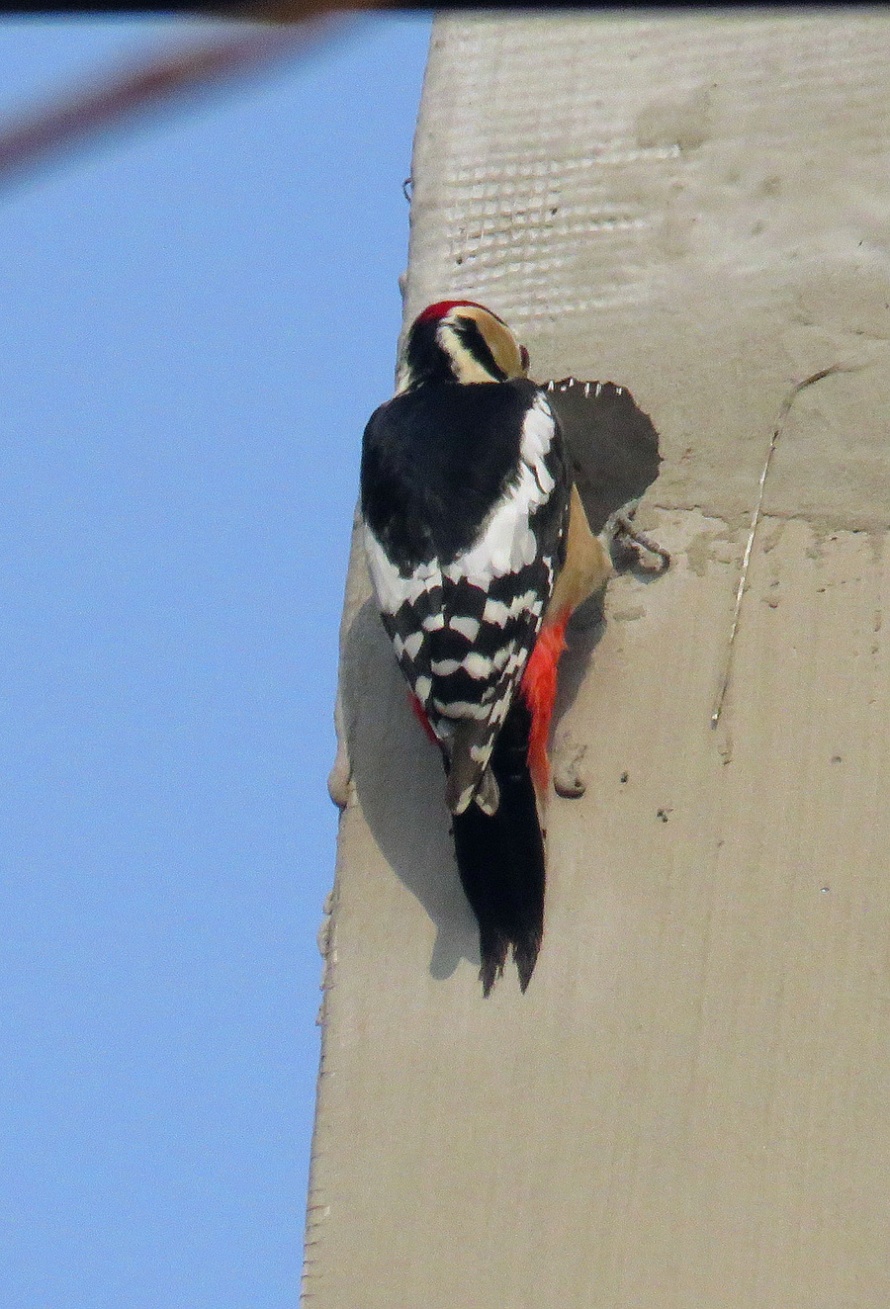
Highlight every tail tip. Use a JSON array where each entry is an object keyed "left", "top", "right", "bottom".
[
  {"left": 514, "top": 932, "right": 542, "bottom": 994},
  {"left": 479, "top": 931, "right": 508, "bottom": 997},
  {"left": 478, "top": 929, "right": 542, "bottom": 996}
]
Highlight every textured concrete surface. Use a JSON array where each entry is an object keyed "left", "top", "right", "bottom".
[{"left": 305, "top": 14, "right": 890, "bottom": 1307}]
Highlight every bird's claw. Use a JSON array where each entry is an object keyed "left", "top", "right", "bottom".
[{"left": 603, "top": 499, "right": 671, "bottom": 573}]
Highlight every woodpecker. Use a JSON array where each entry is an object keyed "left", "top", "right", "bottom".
[{"left": 361, "top": 301, "right": 611, "bottom": 994}]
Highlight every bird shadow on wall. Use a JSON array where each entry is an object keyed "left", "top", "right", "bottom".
[
  {"left": 542, "top": 377, "right": 666, "bottom": 735},
  {"left": 344, "top": 597, "right": 481, "bottom": 980},
  {"left": 344, "top": 379, "right": 665, "bottom": 983}
]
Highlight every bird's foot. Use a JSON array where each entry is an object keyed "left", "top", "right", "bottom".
[{"left": 603, "top": 499, "right": 671, "bottom": 573}]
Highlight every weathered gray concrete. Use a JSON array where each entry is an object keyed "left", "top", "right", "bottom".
[{"left": 305, "top": 14, "right": 890, "bottom": 1307}]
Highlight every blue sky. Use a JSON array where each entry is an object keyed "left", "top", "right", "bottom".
[{"left": 0, "top": 15, "right": 431, "bottom": 1307}]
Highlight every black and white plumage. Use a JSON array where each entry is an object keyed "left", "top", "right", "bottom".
[
  {"left": 360, "top": 301, "right": 574, "bottom": 994},
  {"left": 359, "top": 304, "right": 668, "bottom": 992},
  {"left": 361, "top": 303, "right": 569, "bottom": 816}
]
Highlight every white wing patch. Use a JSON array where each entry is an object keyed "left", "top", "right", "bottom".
[
  {"left": 363, "top": 523, "right": 441, "bottom": 617},
  {"left": 521, "top": 393, "right": 558, "bottom": 466},
  {"left": 441, "top": 399, "right": 558, "bottom": 589}
]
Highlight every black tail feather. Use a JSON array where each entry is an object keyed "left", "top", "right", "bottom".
[{"left": 451, "top": 698, "right": 545, "bottom": 995}]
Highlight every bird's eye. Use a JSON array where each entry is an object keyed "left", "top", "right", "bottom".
[{"left": 520, "top": 345, "right": 530, "bottom": 372}]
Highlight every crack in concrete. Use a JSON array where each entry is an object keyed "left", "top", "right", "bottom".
[{"left": 710, "top": 364, "right": 858, "bottom": 730}]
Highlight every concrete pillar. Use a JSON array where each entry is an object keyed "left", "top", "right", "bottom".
[{"left": 304, "top": 15, "right": 890, "bottom": 1306}]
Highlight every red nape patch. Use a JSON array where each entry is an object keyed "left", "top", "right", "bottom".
[
  {"left": 521, "top": 616, "right": 569, "bottom": 795},
  {"left": 416, "top": 299, "right": 491, "bottom": 324},
  {"left": 409, "top": 693, "right": 438, "bottom": 745}
]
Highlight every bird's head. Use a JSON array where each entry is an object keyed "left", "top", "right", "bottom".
[{"left": 396, "top": 300, "right": 530, "bottom": 392}]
